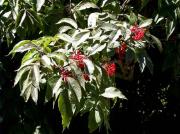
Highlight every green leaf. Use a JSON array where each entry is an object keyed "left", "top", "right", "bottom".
[
  {"left": 31, "top": 84, "right": 38, "bottom": 103},
  {"left": 77, "top": 2, "right": 99, "bottom": 11},
  {"left": 9, "top": 40, "right": 32, "bottom": 55},
  {"left": 36, "top": 0, "right": 45, "bottom": 11},
  {"left": 149, "top": 34, "right": 163, "bottom": 52},
  {"left": 20, "top": 70, "right": 32, "bottom": 102},
  {"left": 88, "top": 110, "right": 99, "bottom": 133},
  {"left": 15, "top": 9, "right": 24, "bottom": 27},
  {"left": 0, "top": 0, "right": 5, "bottom": 5},
  {"left": 139, "top": 19, "right": 153, "bottom": 28},
  {"left": 136, "top": 49, "right": 154, "bottom": 74},
  {"left": 19, "top": 10, "right": 26, "bottom": 27},
  {"left": 73, "top": 31, "right": 90, "bottom": 48},
  {"left": 101, "top": 87, "right": 126, "bottom": 99},
  {"left": 89, "top": 43, "right": 106, "bottom": 56},
  {"left": 14, "top": 66, "right": 31, "bottom": 86},
  {"left": 59, "top": 26, "right": 73, "bottom": 34},
  {"left": 52, "top": 77, "right": 63, "bottom": 96},
  {"left": 166, "top": 20, "right": 175, "bottom": 40},
  {"left": 32, "top": 64, "right": 40, "bottom": 90},
  {"left": 99, "top": 23, "right": 118, "bottom": 31},
  {"left": 83, "top": 59, "right": 95, "bottom": 74},
  {"left": 67, "top": 77, "right": 82, "bottom": 102},
  {"left": 141, "top": 0, "right": 150, "bottom": 10},
  {"left": 58, "top": 90, "right": 73, "bottom": 129},
  {"left": 41, "top": 55, "right": 52, "bottom": 69},
  {"left": 56, "top": 34, "right": 74, "bottom": 43},
  {"left": 57, "top": 18, "right": 78, "bottom": 29},
  {"left": 129, "top": 12, "right": 138, "bottom": 24},
  {"left": 88, "top": 12, "right": 99, "bottom": 27}
]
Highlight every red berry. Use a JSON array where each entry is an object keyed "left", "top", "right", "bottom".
[
  {"left": 60, "top": 68, "right": 72, "bottom": 82},
  {"left": 115, "top": 42, "right": 127, "bottom": 63},
  {"left": 70, "top": 50, "right": 86, "bottom": 69},
  {"left": 130, "top": 25, "right": 145, "bottom": 40},
  {"left": 103, "top": 63, "right": 116, "bottom": 77},
  {"left": 83, "top": 73, "right": 90, "bottom": 81}
]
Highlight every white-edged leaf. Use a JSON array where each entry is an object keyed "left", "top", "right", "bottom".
[
  {"left": 139, "top": 19, "right": 153, "bottom": 28},
  {"left": 41, "top": 55, "right": 52, "bottom": 68},
  {"left": 101, "top": 87, "right": 126, "bottom": 99},
  {"left": 20, "top": 70, "right": 32, "bottom": 102},
  {"left": 36, "top": 0, "right": 45, "bottom": 11},
  {"left": 57, "top": 18, "right": 78, "bottom": 29},
  {"left": 19, "top": 10, "right": 26, "bottom": 27},
  {"left": 88, "top": 12, "right": 99, "bottom": 27},
  {"left": 83, "top": 59, "right": 95, "bottom": 74},
  {"left": 138, "top": 56, "right": 146, "bottom": 73},
  {"left": 89, "top": 43, "right": 106, "bottom": 56},
  {"left": 166, "top": 20, "right": 175, "bottom": 40},
  {"left": 100, "top": 23, "right": 118, "bottom": 31},
  {"left": 73, "top": 32, "right": 90, "bottom": 48},
  {"left": 111, "top": 30, "right": 122, "bottom": 43},
  {"left": 32, "top": 64, "right": 40, "bottom": 90},
  {"left": 67, "top": 77, "right": 82, "bottom": 102},
  {"left": 77, "top": 2, "right": 99, "bottom": 11},
  {"left": 14, "top": 66, "right": 31, "bottom": 86},
  {"left": 52, "top": 77, "right": 63, "bottom": 96},
  {"left": 9, "top": 40, "right": 31, "bottom": 55},
  {"left": 59, "top": 26, "right": 73, "bottom": 34},
  {"left": 31, "top": 85, "right": 38, "bottom": 103},
  {"left": 95, "top": 110, "right": 101, "bottom": 125},
  {"left": 56, "top": 33, "right": 74, "bottom": 43},
  {"left": 0, "top": 0, "right": 5, "bottom": 5}
]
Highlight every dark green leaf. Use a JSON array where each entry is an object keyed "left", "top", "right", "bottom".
[{"left": 58, "top": 90, "right": 73, "bottom": 129}]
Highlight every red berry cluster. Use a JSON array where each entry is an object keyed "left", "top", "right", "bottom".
[
  {"left": 130, "top": 25, "right": 145, "bottom": 40},
  {"left": 70, "top": 50, "right": 86, "bottom": 68},
  {"left": 83, "top": 73, "right": 90, "bottom": 81},
  {"left": 59, "top": 68, "right": 72, "bottom": 82},
  {"left": 115, "top": 42, "right": 127, "bottom": 63},
  {"left": 59, "top": 50, "right": 90, "bottom": 82},
  {"left": 103, "top": 63, "right": 116, "bottom": 77}
]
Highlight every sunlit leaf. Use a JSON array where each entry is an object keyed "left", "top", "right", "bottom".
[
  {"left": 57, "top": 18, "right": 78, "bottom": 29},
  {"left": 101, "top": 87, "right": 126, "bottom": 99},
  {"left": 67, "top": 77, "right": 82, "bottom": 102},
  {"left": 77, "top": 2, "right": 99, "bottom": 11},
  {"left": 139, "top": 19, "right": 153, "bottom": 28},
  {"left": 36, "top": 0, "right": 45, "bottom": 11},
  {"left": 52, "top": 77, "right": 63, "bottom": 96},
  {"left": 83, "top": 59, "right": 95, "bottom": 74}
]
